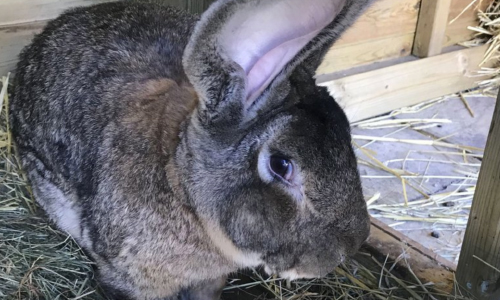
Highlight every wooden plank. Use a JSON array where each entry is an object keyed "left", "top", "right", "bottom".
[
  {"left": 317, "top": 34, "right": 414, "bottom": 76},
  {"left": 448, "top": 0, "right": 489, "bottom": 16},
  {"left": 317, "top": 0, "right": 419, "bottom": 74},
  {"left": 443, "top": 0, "right": 491, "bottom": 47},
  {"left": 334, "top": 0, "right": 420, "bottom": 46},
  {"left": 445, "top": 18, "right": 479, "bottom": 47},
  {"left": 366, "top": 217, "right": 456, "bottom": 294},
  {"left": 318, "top": 45, "right": 490, "bottom": 123},
  {"left": 413, "top": 0, "right": 452, "bottom": 57},
  {"left": 456, "top": 92, "right": 500, "bottom": 299},
  {"left": 0, "top": 0, "right": 116, "bottom": 26},
  {"left": 0, "top": 22, "right": 47, "bottom": 76}
]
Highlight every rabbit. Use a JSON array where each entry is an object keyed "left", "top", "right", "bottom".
[{"left": 10, "top": 0, "right": 373, "bottom": 299}]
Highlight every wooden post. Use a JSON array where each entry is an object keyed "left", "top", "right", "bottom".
[
  {"left": 412, "top": 0, "right": 451, "bottom": 57},
  {"left": 456, "top": 92, "right": 500, "bottom": 299}
]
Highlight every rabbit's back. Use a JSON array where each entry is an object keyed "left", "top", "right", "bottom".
[
  {"left": 10, "top": 3, "right": 221, "bottom": 298},
  {"left": 11, "top": 2, "right": 198, "bottom": 191}
]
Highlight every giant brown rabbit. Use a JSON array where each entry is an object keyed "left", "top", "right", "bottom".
[{"left": 10, "top": 0, "right": 373, "bottom": 299}]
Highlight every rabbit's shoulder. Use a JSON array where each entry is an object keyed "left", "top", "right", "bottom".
[{"left": 116, "top": 78, "right": 199, "bottom": 157}]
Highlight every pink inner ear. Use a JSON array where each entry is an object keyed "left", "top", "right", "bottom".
[
  {"left": 219, "top": 0, "right": 347, "bottom": 105},
  {"left": 246, "top": 29, "right": 323, "bottom": 103}
]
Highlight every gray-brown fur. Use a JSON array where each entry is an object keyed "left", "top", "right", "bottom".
[{"left": 10, "top": 0, "right": 372, "bottom": 299}]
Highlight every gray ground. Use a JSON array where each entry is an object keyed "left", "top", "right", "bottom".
[{"left": 352, "top": 93, "right": 496, "bottom": 265}]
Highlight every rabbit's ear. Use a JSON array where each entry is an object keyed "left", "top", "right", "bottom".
[{"left": 183, "top": 0, "right": 368, "bottom": 122}]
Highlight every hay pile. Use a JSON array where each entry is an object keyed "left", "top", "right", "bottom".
[
  {"left": 224, "top": 260, "right": 472, "bottom": 300},
  {"left": 460, "top": 0, "right": 500, "bottom": 94}
]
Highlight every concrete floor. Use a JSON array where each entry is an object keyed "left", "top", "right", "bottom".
[{"left": 352, "top": 93, "right": 496, "bottom": 264}]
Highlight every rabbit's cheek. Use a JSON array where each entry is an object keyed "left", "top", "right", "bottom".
[{"left": 201, "top": 218, "right": 264, "bottom": 268}]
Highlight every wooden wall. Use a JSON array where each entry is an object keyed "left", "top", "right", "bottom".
[
  {"left": 317, "top": 0, "right": 420, "bottom": 76},
  {"left": 445, "top": 0, "right": 490, "bottom": 47},
  {"left": 317, "top": 0, "right": 488, "bottom": 75}
]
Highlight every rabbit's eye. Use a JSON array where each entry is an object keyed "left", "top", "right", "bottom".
[{"left": 269, "top": 156, "right": 294, "bottom": 182}]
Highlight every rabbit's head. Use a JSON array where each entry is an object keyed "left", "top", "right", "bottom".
[{"left": 178, "top": 0, "right": 371, "bottom": 279}]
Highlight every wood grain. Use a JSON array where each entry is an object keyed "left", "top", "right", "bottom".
[
  {"left": 456, "top": 91, "right": 500, "bottom": 299},
  {"left": 317, "top": 34, "right": 414, "bottom": 75},
  {"left": 413, "top": 0, "right": 452, "bottom": 57},
  {"left": 318, "top": 0, "right": 420, "bottom": 74},
  {"left": 318, "top": 45, "right": 490, "bottom": 122},
  {"left": 335, "top": 0, "right": 420, "bottom": 46},
  {"left": 444, "top": 0, "right": 491, "bottom": 47}
]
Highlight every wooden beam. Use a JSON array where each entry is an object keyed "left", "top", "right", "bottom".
[
  {"left": 366, "top": 217, "right": 456, "bottom": 294},
  {"left": 413, "top": 0, "right": 452, "bottom": 57},
  {"left": 456, "top": 91, "right": 500, "bottom": 299},
  {"left": 318, "top": 45, "right": 489, "bottom": 123}
]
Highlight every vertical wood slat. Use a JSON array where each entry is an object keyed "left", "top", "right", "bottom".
[
  {"left": 412, "top": 0, "right": 452, "bottom": 57},
  {"left": 456, "top": 91, "right": 500, "bottom": 300}
]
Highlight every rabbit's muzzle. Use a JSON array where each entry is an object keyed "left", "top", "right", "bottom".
[{"left": 261, "top": 212, "right": 370, "bottom": 281}]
